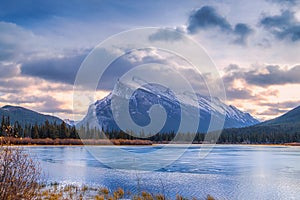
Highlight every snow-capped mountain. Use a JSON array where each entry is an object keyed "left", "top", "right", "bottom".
[
  {"left": 64, "top": 119, "right": 78, "bottom": 126},
  {"left": 79, "top": 80, "right": 259, "bottom": 133}
]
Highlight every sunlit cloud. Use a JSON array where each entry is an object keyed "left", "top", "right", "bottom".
[{"left": 0, "top": 0, "right": 300, "bottom": 121}]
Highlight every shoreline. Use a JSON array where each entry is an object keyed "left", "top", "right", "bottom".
[
  {"left": 1, "top": 137, "right": 299, "bottom": 146},
  {"left": 0, "top": 137, "right": 153, "bottom": 146}
]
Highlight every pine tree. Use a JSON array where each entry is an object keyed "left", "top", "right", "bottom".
[
  {"left": 59, "top": 121, "right": 67, "bottom": 139},
  {"left": 32, "top": 124, "right": 39, "bottom": 139},
  {"left": 0, "top": 115, "right": 4, "bottom": 136}
]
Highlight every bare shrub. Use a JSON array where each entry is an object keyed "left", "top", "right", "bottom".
[{"left": 0, "top": 144, "right": 41, "bottom": 200}]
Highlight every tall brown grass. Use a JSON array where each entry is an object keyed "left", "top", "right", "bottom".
[
  {"left": 0, "top": 137, "right": 152, "bottom": 145},
  {"left": 39, "top": 184, "right": 215, "bottom": 200},
  {"left": 0, "top": 144, "right": 41, "bottom": 199}
]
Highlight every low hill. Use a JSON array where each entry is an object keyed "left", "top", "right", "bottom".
[
  {"left": 0, "top": 105, "right": 63, "bottom": 127},
  {"left": 258, "top": 106, "right": 300, "bottom": 127},
  {"left": 219, "top": 105, "right": 300, "bottom": 144}
]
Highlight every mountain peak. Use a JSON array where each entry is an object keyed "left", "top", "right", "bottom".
[
  {"left": 2, "top": 105, "right": 21, "bottom": 109},
  {"left": 80, "top": 82, "right": 259, "bottom": 133}
]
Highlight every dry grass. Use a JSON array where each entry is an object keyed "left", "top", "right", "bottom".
[
  {"left": 0, "top": 137, "right": 152, "bottom": 146},
  {"left": 38, "top": 184, "right": 215, "bottom": 200},
  {"left": 0, "top": 145, "right": 41, "bottom": 200}
]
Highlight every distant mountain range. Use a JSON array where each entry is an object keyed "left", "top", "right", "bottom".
[
  {"left": 80, "top": 81, "right": 260, "bottom": 133},
  {"left": 0, "top": 105, "right": 63, "bottom": 127},
  {"left": 222, "top": 105, "right": 300, "bottom": 135},
  {"left": 2, "top": 91, "right": 299, "bottom": 136}
]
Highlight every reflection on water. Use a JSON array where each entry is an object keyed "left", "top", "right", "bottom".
[{"left": 26, "top": 145, "right": 300, "bottom": 199}]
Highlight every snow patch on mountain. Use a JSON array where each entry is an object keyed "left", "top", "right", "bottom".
[{"left": 80, "top": 80, "right": 259, "bottom": 133}]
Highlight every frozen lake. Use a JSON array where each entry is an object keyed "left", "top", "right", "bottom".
[{"left": 26, "top": 145, "right": 300, "bottom": 199}]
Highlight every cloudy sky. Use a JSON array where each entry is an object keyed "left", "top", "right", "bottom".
[{"left": 1, "top": 0, "right": 300, "bottom": 121}]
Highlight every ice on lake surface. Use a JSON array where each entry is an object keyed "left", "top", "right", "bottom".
[{"left": 26, "top": 145, "right": 300, "bottom": 199}]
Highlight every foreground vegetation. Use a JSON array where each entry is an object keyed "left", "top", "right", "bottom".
[
  {"left": 39, "top": 183, "right": 215, "bottom": 200},
  {"left": 0, "top": 137, "right": 152, "bottom": 146},
  {"left": 0, "top": 145, "right": 41, "bottom": 199}
]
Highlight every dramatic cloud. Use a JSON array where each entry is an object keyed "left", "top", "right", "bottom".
[
  {"left": 233, "top": 23, "right": 254, "bottom": 44},
  {"left": 0, "top": 63, "right": 20, "bottom": 78},
  {"left": 257, "top": 107, "right": 290, "bottom": 116},
  {"left": 21, "top": 53, "right": 87, "bottom": 85},
  {"left": 38, "top": 97, "right": 73, "bottom": 114},
  {"left": 0, "top": 22, "right": 36, "bottom": 61},
  {"left": 245, "top": 65, "right": 300, "bottom": 86},
  {"left": 225, "top": 88, "right": 254, "bottom": 100},
  {"left": 187, "top": 6, "right": 232, "bottom": 33},
  {"left": 256, "top": 100, "right": 300, "bottom": 117},
  {"left": 0, "top": 93, "right": 72, "bottom": 114},
  {"left": 260, "top": 10, "right": 300, "bottom": 41},
  {"left": 1, "top": 0, "right": 300, "bottom": 120},
  {"left": 98, "top": 48, "right": 207, "bottom": 92},
  {"left": 187, "top": 6, "right": 253, "bottom": 44},
  {"left": 148, "top": 28, "right": 183, "bottom": 42},
  {"left": 222, "top": 64, "right": 300, "bottom": 119},
  {"left": 259, "top": 100, "right": 300, "bottom": 109},
  {"left": 0, "top": 77, "right": 34, "bottom": 89},
  {"left": 224, "top": 64, "right": 300, "bottom": 86},
  {"left": 0, "top": 93, "right": 56, "bottom": 105}
]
